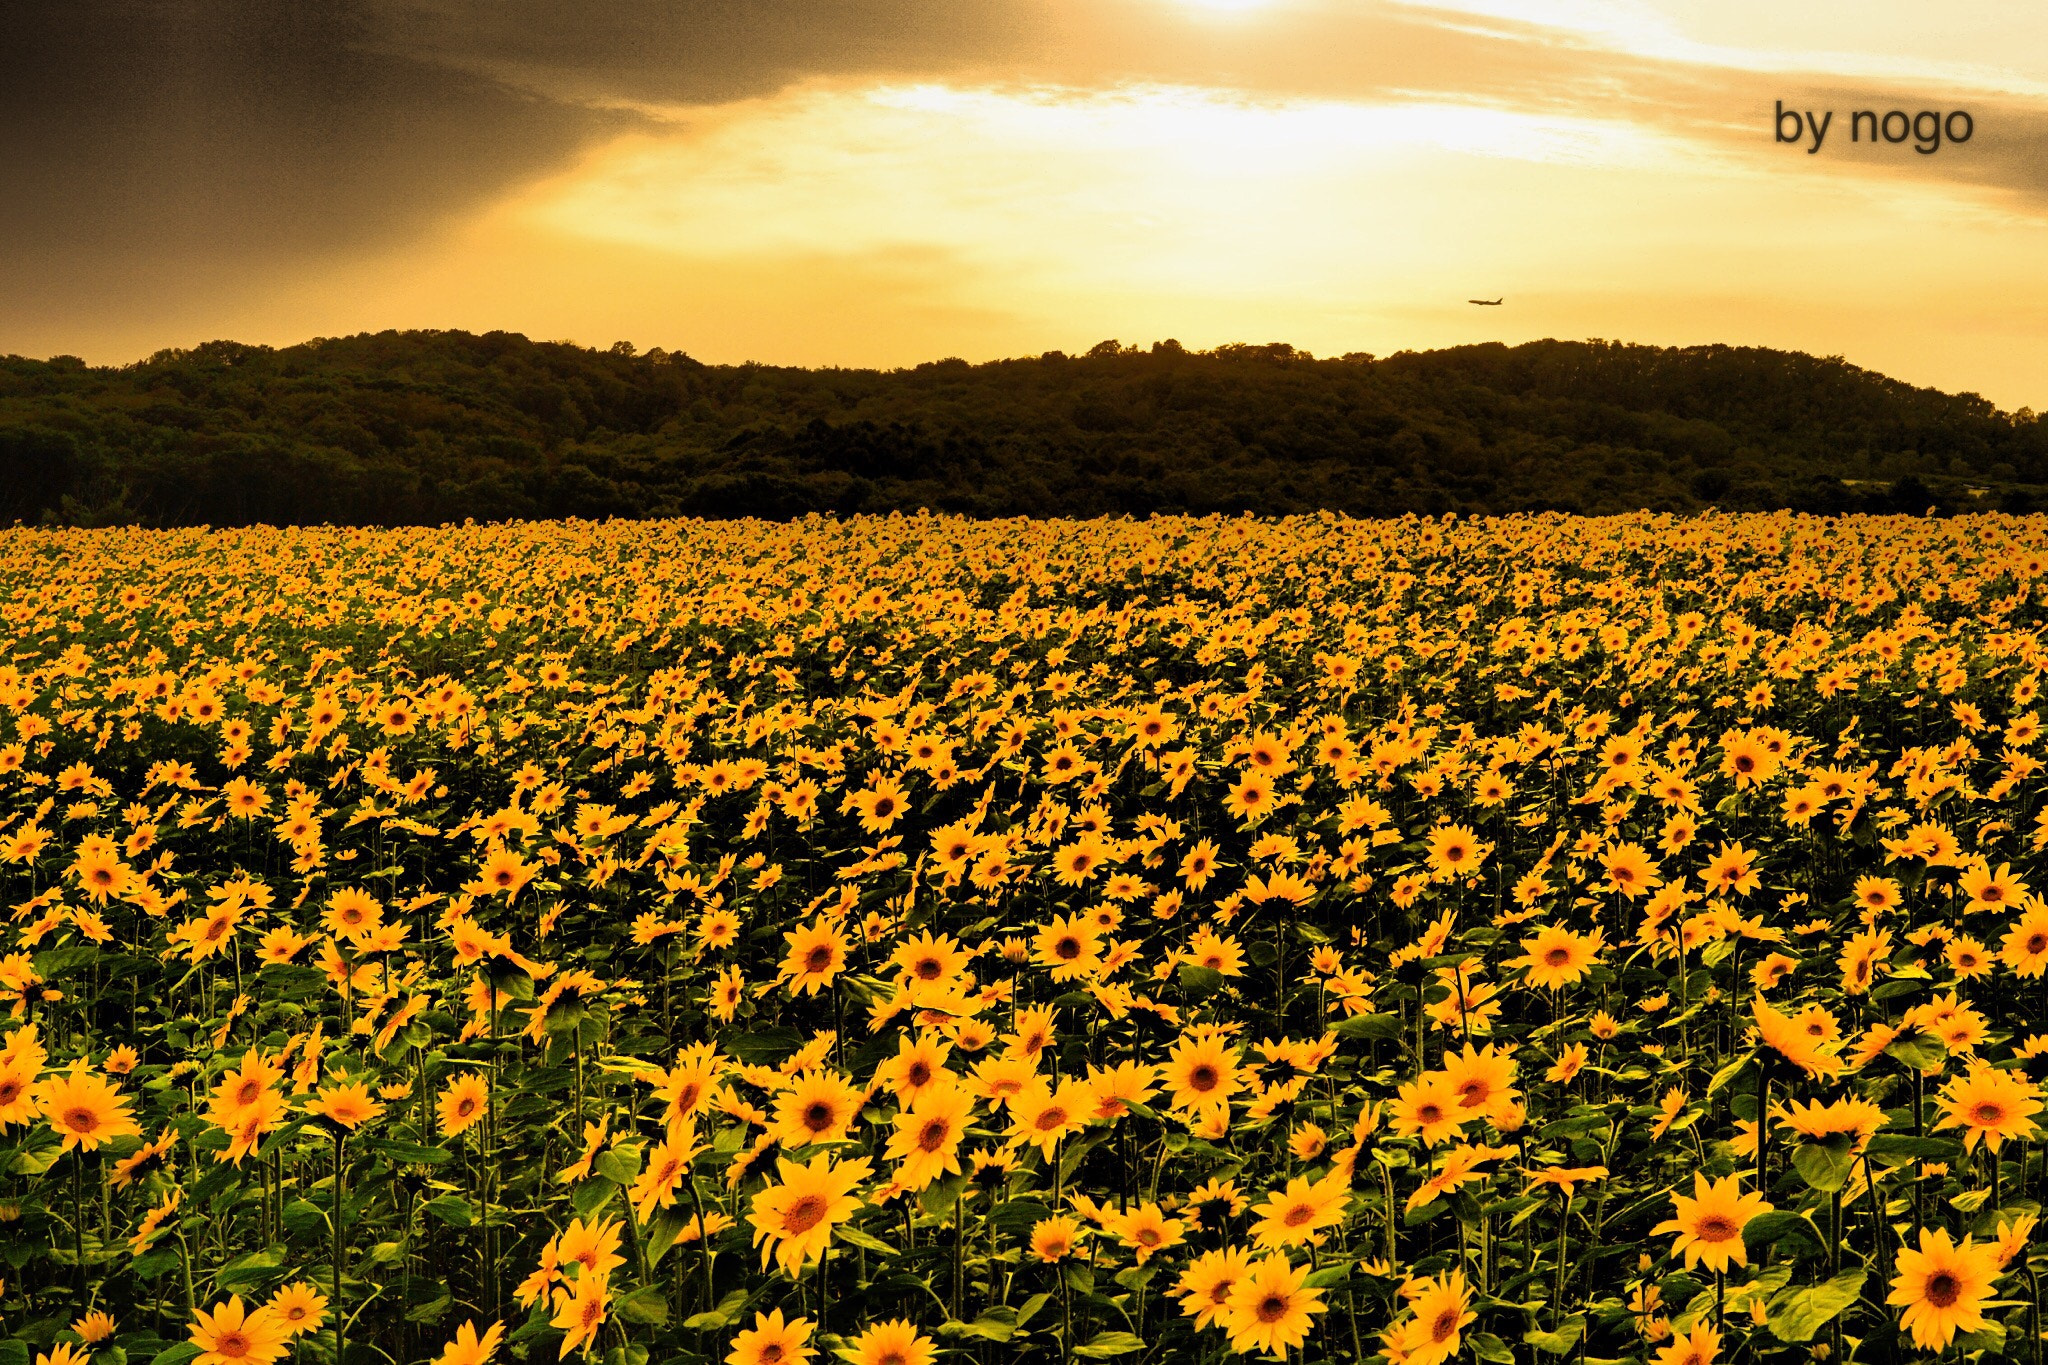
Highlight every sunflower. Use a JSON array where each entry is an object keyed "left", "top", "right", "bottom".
[
  {"left": 1777, "top": 1096, "right": 1887, "bottom": 1152},
  {"left": 1161, "top": 1032, "right": 1243, "bottom": 1112},
  {"left": 746, "top": 1152, "right": 873, "bottom": 1275},
  {"left": 1381, "top": 1269, "right": 1475, "bottom": 1365},
  {"left": 1886, "top": 1227, "right": 2003, "bottom": 1352},
  {"left": 842, "top": 1320, "right": 934, "bottom": 1365},
  {"left": 549, "top": 1270, "right": 610, "bottom": 1359},
  {"left": 2001, "top": 906, "right": 2048, "bottom": 977},
  {"left": 1082, "top": 1060, "right": 1159, "bottom": 1122},
  {"left": 1507, "top": 926, "right": 1605, "bottom": 990},
  {"left": 1389, "top": 1074, "right": 1468, "bottom": 1147},
  {"left": 770, "top": 1069, "right": 866, "bottom": 1149},
  {"left": 848, "top": 775, "right": 908, "bottom": 833},
  {"left": 1750, "top": 994, "right": 1843, "bottom": 1078},
  {"left": 1031, "top": 914, "right": 1105, "bottom": 981},
  {"left": 110, "top": 1126, "right": 179, "bottom": 1188},
  {"left": 1652, "top": 1173, "right": 1771, "bottom": 1273},
  {"left": 1247, "top": 1170, "right": 1350, "bottom": 1250},
  {"left": 1111, "top": 1201, "right": 1188, "bottom": 1263},
  {"left": 1424, "top": 825, "right": 1490, "bottom": 881},
  {"left": 1175, "top": 1245, "right": 1256, "bottom": 1329},
  {"left": 1220, "top": 1255, "right": 1326, "bottom": 1356},
  {"left": 1960, "top": 861, "right": 2028, "bottom": 914},
  {"left": 473, "top": 845, "right": 536, "bottom": 899},
  {"left": 1652, "top": 1321, "right": 1721, "bottom": 1365},
  {"left": 263, "top": 1284, "right": 328, "bottom": 1337},
  {"left": 1049, "top": 838, "right": 1107, "bottom": 886},
  {"left": 1029, "top": 1214, "right": 1084, "bottom": 1262},
  {"left": 322, "top": 887, "right": 385, "bottom": 940},
  {"left": 882, "top": 1082, "right": 972, "bottom": 1190},
  {"left": 554, "top": 1217, "right": 628, "bottom": 1281},
  {"left": 72, "top": 1312, "right": 117, "bottom": 1344},
  {"left": 1699, "top": 842, "right": 1761, "bottom": 897},
  {"left": 778, "top": 918, "right": 850, "bottom": 996},
  {"left": 307, "top": 1080, "right": 385, "bottom": 1131},
  {"left": 1600, "top": 842, "right": 1662, "bottom": 900},
  {"left": 437, "top": 1073, "right": 490, "bottom": 1139},
  {"left": 1441, "top": 1043, "right": 1519, "bottom": 1121},
  {"left": 629, "top": 1123, "right": 701, "bottom": 1222},
  {"left": 1933, "top": 1062, "right": 2044, "bottom": 1152},
  {"left": 188, "top": 1296, "right": 292, "bottom": 1365},
  {"left": 217, "top": 1089, "right": 288, "bottom": 1166},
  {"left": 1003, "top": 1078, "right": 1089, "bottom": 1159},
  {"left": 433, "top": 1320, "right": 507, "bottom": 1365},
  {"left": 875, "top": 1031, "right": 955, "bottom": 1105},
  {"left": 890, "top": 929, "right": 970, "bottom": 985},
  {"left": 36, "top": 1069, "right": 142, "bottom": 1152}
]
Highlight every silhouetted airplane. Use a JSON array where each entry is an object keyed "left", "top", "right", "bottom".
[{"left": 1468, "top": 298, "right": 1503, "bottom": 306}]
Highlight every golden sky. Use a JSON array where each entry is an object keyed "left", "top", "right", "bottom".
[{"left": 6, "top": 0, "right": 2047, "bottom": 408}]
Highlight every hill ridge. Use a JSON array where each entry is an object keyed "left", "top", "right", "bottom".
[{"left": 2, "top": 330, "right": 2042, "bottom": 525}]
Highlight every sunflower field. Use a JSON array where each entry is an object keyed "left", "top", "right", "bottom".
[{"left": 3, "top": 511, "right": 2048, "bottom": 1365}]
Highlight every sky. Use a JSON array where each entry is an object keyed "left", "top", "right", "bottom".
[{"left": 5, "top": 0, "right": 2047, "bottom": 409}]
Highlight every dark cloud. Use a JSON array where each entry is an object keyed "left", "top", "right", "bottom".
[
  {"left": 0, "top": 1, "right": 630, "bottom": 287},
  {"left": 363, "top": 0, "right": 1052, "bottom": 106}
]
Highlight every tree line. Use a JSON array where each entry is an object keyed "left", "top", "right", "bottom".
[{"left": 3, "top": 330, "right": 2044, "bottom": 526}]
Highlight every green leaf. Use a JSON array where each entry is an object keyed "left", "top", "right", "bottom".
[
  {"left": 1883, "top": 1033, "right": 1946, "bottom": 1070},
  {"left": 405, "top": 1291, "right": 454, "bottom": 1325},
  {"left": 594, "top": 1145, "right": 643, "bottom": 1188},
  {"left": 1177, "top": 964, "right": 1223, "bottom": 998},
  {"left": 918, "top": 1171, "right": 972, "bottom": 1222},
  {"left": 683, "top": 1289, "right": 751, "bottom": 1332},
  {"left": 1866, "top": 1134, "right": 1959, "bottom": 1165},
  {"left": 33, "top": 945, "right": 100, "bottom": 981},
  {"left": 615, "top": 1285, "right": 669, "bottom": 1327},
  {"left": 281, "top": 1199, "right": 329, "bottom": 1238},
  {"left": 1470, "top": 1333, "right": 1516, "bottom": 1365},
  {"left": 1112, "top": 1266, "right": 1156, "bottom": 1293},
  {"left": 0, "top": 1342, "right": 27, "bottom": 1365},
  {"left": 12, "top": 1139, "right": 64, "bottom": 1176},
  {"left": 216, "top": 1248, "right": 285, "bottom": 1286},
  {"left": 1706, "top": 1049, "right": 1757, "bottom": 1097},
  {"left": 1743, "top": 1210, "right": 1824, "bottom": 1258},
  {"left": 725, "top": 1028, "right": 803, "bottom": 1066},
  {"left": 365, "top": 1138, "right": 452, "bottom": 1165},
  {"left": 132, "top": 1249, "right": 181, "bottom": 1281},
  {"left": 834, "top": 1224, "right": 899, "bottom": 1258},
  {"left": 1766, "top": 1270, "right": 1866, "bottom": 1342},
  {"left": 990, "top": 1200, "right": 1054, "bottom": 1236},
  {"left": 421, "top": 1194, "right": 475, "bottom": 1227},
  {"left": 1792, "top": 1141, "right": 1857, "bottom": 1193},
  {"left": 644, "top": 1210, "right": 689, "bottom": 1268},
  {"left": 1333, "top": 1013, "right": 1402, "bottom": 1042},
  {"left": 1073, "top": 1332, "right": 1146, "bottom": 1358},
  {"left": 148, "top": 1346, "right": 199, "bottom": 1365},
  {"left": 1524, "top": 1317, "right": 1585, "bottom": 1355},
  {"left": 572, "top": 1178, "right": 618, "bottom": 1222},
  {"left": 1304, "top": 1260, "right": 1353, "bottom": 1288},
  {"left": 937, "top": 1307, "right": 1018, "bottom": 1343}
]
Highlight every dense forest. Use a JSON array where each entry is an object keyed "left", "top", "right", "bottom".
[{"left": 3, "top": 329, "right": 2045, "bottom": 526}]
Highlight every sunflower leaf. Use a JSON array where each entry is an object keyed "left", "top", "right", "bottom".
[
  {"left": 1765, "top": 1269, "right": 1866, "bottom": 1342},
  {"left": 1523, "top": 1315, "right": 1584, "bottom": 1354},
  {"left": 1073, "top": 1331, "right": 1146, "bottom": 1358}
]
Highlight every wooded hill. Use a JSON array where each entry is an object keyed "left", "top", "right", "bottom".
[{"left": 3, "top": 330, "right": 2043, "bottom": 525}]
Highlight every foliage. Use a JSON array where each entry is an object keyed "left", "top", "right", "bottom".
[{"left": 4, "top": 333, "right": 2048, "bottom": 525}]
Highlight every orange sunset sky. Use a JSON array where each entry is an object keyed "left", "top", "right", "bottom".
[{"left": 5, "top": 1, "right": 2047, "bottom": 407}]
